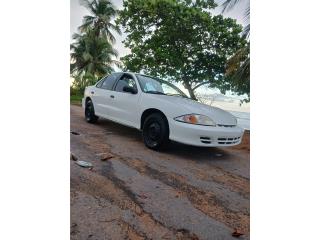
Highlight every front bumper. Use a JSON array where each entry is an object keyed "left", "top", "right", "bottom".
[{"left": 168, "top": 118, "right": 244, "bottom": 147}]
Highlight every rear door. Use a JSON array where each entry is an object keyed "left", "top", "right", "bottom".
[
  {"left": 92, "top": 73, "right": 121, "bottom": 118},
  {"left": 108, "top": 73, "right": 141, "bottom": 128}
]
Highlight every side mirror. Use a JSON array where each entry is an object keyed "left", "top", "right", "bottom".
[{"left": 123, "top": 86, "right": 137, "bottom": 94}]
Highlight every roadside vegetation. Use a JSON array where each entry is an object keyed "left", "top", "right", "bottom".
[
  {"left": 70, "top": 87, "right": 83, "bottom": 105},
  {"left": 70, "top": 0, "right": 250, "bottom": 102}
]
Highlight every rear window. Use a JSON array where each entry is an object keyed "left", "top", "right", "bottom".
[{"left": 97, "top": 73, "right": 120, "bottom": 90}]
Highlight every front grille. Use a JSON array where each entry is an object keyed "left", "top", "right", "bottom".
[{"left": 217, "top": 137, "right": 241, "bottom": 145}]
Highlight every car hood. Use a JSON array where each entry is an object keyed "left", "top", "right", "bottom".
[{"left": 150, "top": 95, "right": 237, "bottom": 125}]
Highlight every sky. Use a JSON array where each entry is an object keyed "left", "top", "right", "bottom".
[
  {"left": 70, "top": 0, "right": 249, "bottom": 58},
  {"left": 70, "top": 0, "right": 250, "bottom": 111}
]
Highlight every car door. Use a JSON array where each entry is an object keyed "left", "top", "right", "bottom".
[
  {"left": 108, "top": 73, "right": 141, "bottom": 128},
  {"left": 92, "top": 73, "right": 121, "bottom": 118}
]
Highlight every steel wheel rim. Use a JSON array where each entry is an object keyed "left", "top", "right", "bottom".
[
  {"left": 85, "top": 103, "right": 92, "bottom": 119},
  {"left": 145, "top": 122, "right": 161, "bottom": 147}
]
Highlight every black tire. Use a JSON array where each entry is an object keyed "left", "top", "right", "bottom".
[
  {"left": 142, "top": 113, "right": 169, "bottom": 150},
  {"left": 85, "top": 99, "right": 98, "bottom": 123}
]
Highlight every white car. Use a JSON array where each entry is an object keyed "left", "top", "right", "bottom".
[{"left": 82, "top": 72, "right": 244, "bottom": 150}]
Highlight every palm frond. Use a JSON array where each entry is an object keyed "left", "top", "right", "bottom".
[
  {"left": 72, "top": 33, "right": 82, "bottom": 40},
  {"left": 103, "top": 29, "right": 116, "bottom": 43},
  {"left": 111, "top": 60, "right": 123, "bottom": 69},
  {"left": 225, "top": 44, "right": 250, "bottom": 96},
  {"left": 78, "top": 0, "right": 120, "bottom": 41},
  {"left": 243, "top": 24, "right": 250, "bottom": 39},
  {"left": 244, "top": 4, "right": 250, "bottom": 23},
  {"left": 109, "top": 23, "right": 122, "bottom": 35},
  {"left": 80, "top": 0, "right": 97, "bottom": 15},
  {"left": 221, "top": 0, "right": 241, "bottom": 13},
  {"left": 219, "top": 0, "right": 250, "bottom": 39}
]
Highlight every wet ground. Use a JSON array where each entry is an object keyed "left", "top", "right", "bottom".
[{"left": 70, "top": 105, "right": 250, "bottom": 240}]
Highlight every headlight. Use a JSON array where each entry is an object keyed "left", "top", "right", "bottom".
[{"left": 174, "top": 114, "right": 216, "bottom": 126}]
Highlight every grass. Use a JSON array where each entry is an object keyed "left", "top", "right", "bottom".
[{"left": 70, "top": 94, "right": 83, "bottom": 105}]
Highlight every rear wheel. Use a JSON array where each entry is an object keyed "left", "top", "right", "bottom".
[
  {"left": 142, "top": 113, "right": 169, "bottom": 150},
  {"left": 85, "top": 99, "right": 98, "bottom": 123}
]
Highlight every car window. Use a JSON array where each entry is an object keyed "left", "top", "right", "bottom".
[
  {"left": 97, "top": 73, "right": 120, "bottom": 90},
  {"left": 96, "top": 78, "right": 104, "bottom": 88},
  {"left": 115, "top": 75, "right": 137, "bottom": 93},
  {"left": 136, "top": 74, "right": 188, "bottom": 98}
]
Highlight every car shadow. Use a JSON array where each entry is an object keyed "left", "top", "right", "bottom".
[
  {"left": 96, "top": 118, "right": 142, "bottom": 141},
  {"left": 166, "top": 141, "right": 232, "bottom": 161},
  {"left": 95, "top": 118, "right": 233, "bottom": 162}
]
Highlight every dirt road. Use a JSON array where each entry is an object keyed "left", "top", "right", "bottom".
[{"left": 70, "top": 105, "right": 250, "bottom": 240}]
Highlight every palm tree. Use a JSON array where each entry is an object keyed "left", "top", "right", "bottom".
[
  {"left": 221, "top": 0, "right": 249, "bottom": 38},
  {"left": 79, "top": 0, "right": 121, "bottom": 43},
  {"left": 70, "top": 30, "right": 120, "bottom": 90},
  {"left": 225, "top": 42, "right": 250, "bottom": 100},
  {"left": 220, "top": 0, "right": 250, "bottom": 100}
]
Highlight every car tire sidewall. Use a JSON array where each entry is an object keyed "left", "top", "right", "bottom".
[
  {"left": 85, "top": 100, "right": 98, "bottom": 123},
  {"left": 142, "top": 113, "right": 169, "bottom": 150}
]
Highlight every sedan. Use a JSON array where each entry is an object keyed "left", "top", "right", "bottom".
[{"left": 82, "top": 72, "right": 244, "bottom": 150}]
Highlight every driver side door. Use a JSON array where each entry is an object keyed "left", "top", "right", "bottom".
[{"left": 108, "top": 73, "right": 141, "bottom": 128}]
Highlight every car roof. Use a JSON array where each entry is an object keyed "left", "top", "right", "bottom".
[
  {"left": 113, "top": 72, "right": 158, "bottom": 79},
  {"left": 112, "top": 71, "right": 138, "bottom": 75}
]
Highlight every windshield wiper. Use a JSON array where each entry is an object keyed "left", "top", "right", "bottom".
[
  {"left": 166, "top": 93, "right": 189, "bottom": 98},
  {"left": 145, "top": 91, "right": 166, "bottom": 95}
]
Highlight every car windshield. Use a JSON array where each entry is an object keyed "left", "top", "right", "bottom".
[{"left": 136, "top": 74, "right": 188, "bottom": 98}]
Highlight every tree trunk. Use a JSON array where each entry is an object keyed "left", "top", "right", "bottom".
[
  {"left": 187, "top": 87, "right": 197, "bottom": 100},
  {"left": 183, "top": 79, "right": 197, "bottom": 100}
]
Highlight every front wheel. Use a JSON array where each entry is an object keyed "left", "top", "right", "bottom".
[
  {"left": 142, "top": 113, "right": 169, "bottom": 150},
  {"left": 85, "top": 99, "right": 98, "bottom": 123}
]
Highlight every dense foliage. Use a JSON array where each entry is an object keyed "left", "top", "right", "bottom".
[
  {"left": 221, "top": 0, "right": 250, "bottom": 101},
  {"left": 118, "top": 0, "right": 247, "bottom": 100}
]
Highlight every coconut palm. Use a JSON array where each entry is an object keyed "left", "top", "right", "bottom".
[
  {"left": 220, "top": 0, "right": 250, "bottom": 100},
  {"left": 225, "top": 42, "right": 249, "bottom": 99},
  {"left": 221, "top": 0, "right": 250, "bottom": 38},
  {"left": 70, "top": 30, "right": 120, "bottom": 90},
  {"left": 79, "top": 0, "right": 121, "bottom": 43}
]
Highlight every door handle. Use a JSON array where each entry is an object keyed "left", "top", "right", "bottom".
[
  {"left": 91, "top": 91, "right": 94, "bottom": 94},
  {"left": 110, "top": 95, "right": 115, "bottom": 98}
]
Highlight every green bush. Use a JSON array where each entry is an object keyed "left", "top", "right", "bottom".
[{"left": 70, "top": 86, "right": 82, "bottom": 96}]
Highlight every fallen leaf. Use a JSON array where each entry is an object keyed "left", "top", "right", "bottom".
[
  {"left": 100, "top": 154, "right": 114, "bottom": 161},
  {"left": 70, "top": 152, "right": 78, "bottom": 161},
  {"left": 96, "top": 152, "right": 114, "bottom": 161},
  {"left": 137, "top": 193, "right": 148, "bottom": 199},
  {"left": 232, "top": 229, "right": 244, "bottom": 238}
]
